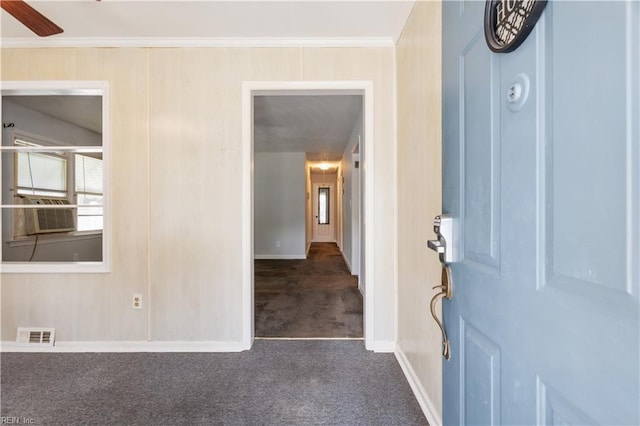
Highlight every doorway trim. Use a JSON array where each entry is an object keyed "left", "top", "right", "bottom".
[{"left": 241, "top": 80, "right": 375, "bottom": 350}]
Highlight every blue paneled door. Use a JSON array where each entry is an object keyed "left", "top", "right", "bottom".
[{"left": 442, "top": 1, "right": 639, "bottom": 424}]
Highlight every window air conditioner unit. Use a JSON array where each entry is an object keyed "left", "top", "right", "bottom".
[{"left": 24, "top": 196, "right": 76, "bottom": 235}]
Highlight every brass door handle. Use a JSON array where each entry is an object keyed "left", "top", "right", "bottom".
[{"left": 430, "top": 265, "right": 453, "bottom": 360}]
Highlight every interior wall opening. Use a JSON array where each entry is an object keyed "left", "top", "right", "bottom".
[{"left": 251, "top": 91, "right": 364, "bottom": 340}]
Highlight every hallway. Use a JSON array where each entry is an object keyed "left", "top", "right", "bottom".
[{"left": 255, "top": 243, "right": 363, "bottom": 338}]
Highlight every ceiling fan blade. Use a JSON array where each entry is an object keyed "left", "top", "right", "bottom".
[{"left": 1, "top": 0, "right": 63, "bottom": 37}]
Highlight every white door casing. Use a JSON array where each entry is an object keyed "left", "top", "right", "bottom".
[{"left": 241, "top": 80, "right": 375, "bottom": 350}]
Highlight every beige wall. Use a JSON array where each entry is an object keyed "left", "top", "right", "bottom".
[
  {"left": 396, "top": 0, "right": 444, "bottom": 421},
  {"left": 0, "top": 46, "right": 396, "bottom": 344}
]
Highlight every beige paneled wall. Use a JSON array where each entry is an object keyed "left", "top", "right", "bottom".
[
  {"left": 396, "top": 0, "right": 444, "bottom": 421},
  {"left": 0, "top": 49, "right": 150, "bottom": 341},
  {"left": 1, "top": 46, "right": 395, "bottom": 345}
]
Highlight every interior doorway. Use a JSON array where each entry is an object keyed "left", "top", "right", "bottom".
[{"left": 241, "top": 81, "right": 374, "bottom": 349}]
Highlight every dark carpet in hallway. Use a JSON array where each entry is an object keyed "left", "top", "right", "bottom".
[
  {"left": 255, "top": 243, "right": 363, "bottom": 338},
  {"left": 0, "top": 340, "right": 428, "bottom": 425}
]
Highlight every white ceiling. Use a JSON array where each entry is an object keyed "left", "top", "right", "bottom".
[
  {"left": 1, "top": 1, "right": 415, "bottom": 47},
  {"left": 254, "top": 95, "right": 362, "bottom": 161}
]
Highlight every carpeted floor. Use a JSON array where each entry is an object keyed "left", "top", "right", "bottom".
[
  {"left": 255, "top": 243, "right": 363, "bottom": 338},
  {"left": 0, "top": 340, "right": 428, "bottom": 425}
]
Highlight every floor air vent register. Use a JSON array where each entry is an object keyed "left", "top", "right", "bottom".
[{"left": 16, "top": 327, "right": 55, "bottom": 347}]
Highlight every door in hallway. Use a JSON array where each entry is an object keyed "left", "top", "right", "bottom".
[
  {"left": 312, "top": 183, "right": 335, "bottom": 242},
  {"left": 442, "top": 1, "right": 639, "bottom": 424}
]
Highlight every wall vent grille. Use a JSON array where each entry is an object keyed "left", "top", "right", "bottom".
[{"left": 16, "top": 327, "right": 55, "bottom": 347}]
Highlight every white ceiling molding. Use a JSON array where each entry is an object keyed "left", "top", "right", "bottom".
[{"left": 0, "top": 36, "right": 395, "bottom": 49}]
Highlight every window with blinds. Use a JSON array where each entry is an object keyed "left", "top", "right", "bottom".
[{"left": 15, "top": 139, "right": 67, "bottom": 198}]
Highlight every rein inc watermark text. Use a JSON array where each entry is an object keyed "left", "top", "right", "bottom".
[{"left": 1, "top": 417, "right": 35, "bottom": 424}]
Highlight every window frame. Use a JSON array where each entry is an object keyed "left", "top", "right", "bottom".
[{"left": 1, "top": 81, "right": 110, "bottom": 273}]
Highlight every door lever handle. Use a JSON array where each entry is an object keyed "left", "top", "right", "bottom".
[
  {"left": 430, "top": 265, "right": 453, "bottom": 360},
  {"left": 427, "top": 239, "right": 445, "bottom": 254}
]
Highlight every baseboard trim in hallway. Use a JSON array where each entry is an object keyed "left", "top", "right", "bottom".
[{"left": 341, "top": 248, "right": 353, "bottom": 272}]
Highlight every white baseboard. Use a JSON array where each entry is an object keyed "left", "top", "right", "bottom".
[
  {"left": 341, "top": 249, "right": 352, "bottom": 273},
  {"left": 395, "top": 344, "right": 442, "bottom": 426},
  {"left": 0, "top": 340, "right": 247, "bottom": 353},
  {"left": 366, "top": 340, "right": 396, "bottom": 353},
  {"left": 254, "top": 254, "right": 306, "bottom": 260}
]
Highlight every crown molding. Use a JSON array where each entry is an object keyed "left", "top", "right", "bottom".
[{"left": 0, "top": 36, "right": 395, "bottom": 49}]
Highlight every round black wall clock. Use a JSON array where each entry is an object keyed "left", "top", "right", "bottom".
[{"left": 484, "top": 0, "right": 548, "bottom": 53}]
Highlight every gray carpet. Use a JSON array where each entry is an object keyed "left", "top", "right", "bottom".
[
  {"left": 255, "top": 243, "right": 363, "bottom": 338},
  {"left": 0, "top": 340, "right": 428, "bottom": 425}
]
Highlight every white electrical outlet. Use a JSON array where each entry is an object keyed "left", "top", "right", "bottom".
[
  {"left": 276, "top": 240, "right": 281, "bottom": 248},
  {"left": 132, "top": 294, "right": 142, "bottom": 310}
]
